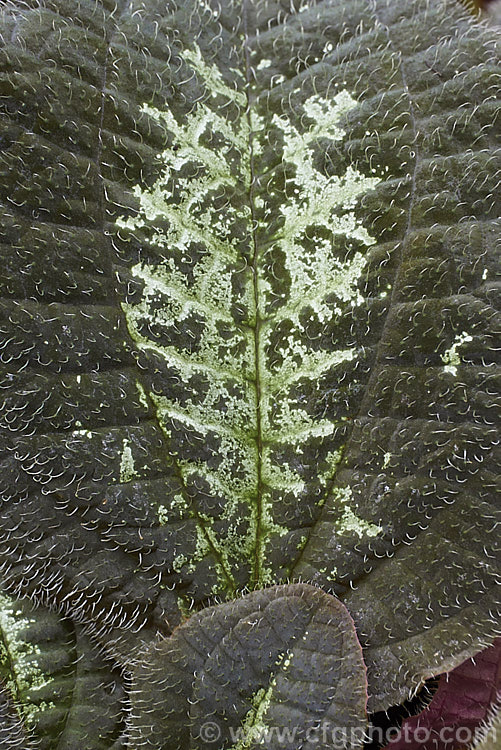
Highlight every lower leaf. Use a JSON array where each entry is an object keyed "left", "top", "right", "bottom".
[
  {"left": 0, "top": 593, "right": 126, "bottom": 749},
  {"left": 129, "top": 584, "right": 368, "bottom": 749}
]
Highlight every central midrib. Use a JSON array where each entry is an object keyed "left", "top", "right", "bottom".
[{"left": 241, "top": 1, "right": 266, "bottom": 590}]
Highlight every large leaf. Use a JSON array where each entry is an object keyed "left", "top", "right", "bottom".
[
  {"left": 0, "top": 0, "right": 499, "bottom": 721},
  {"left": 129, "top": 584, "right": 368, "bottom": 750}
]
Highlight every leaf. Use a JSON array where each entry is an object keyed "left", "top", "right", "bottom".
[
  {"left": 0, "top": 0, "right": 499, "bottom": 717},
  {"left": 0, "top": 682, "right": 31, "bottom": 749},
  {"left": 129, "top": 584, "right": 368, "bottom": 750},
  {"left": 0, "top": 592, "right": 126, "bottom": 749},
  {"left": 381, "top": 639, "right": 501, "bottom": 750},
  {"left": 470, "top": 703, "right": 501, "bottom": 750}
]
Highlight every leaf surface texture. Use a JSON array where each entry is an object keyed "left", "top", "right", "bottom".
[{"left": 0, "top": 0, "right": 499, "bottom": 729}]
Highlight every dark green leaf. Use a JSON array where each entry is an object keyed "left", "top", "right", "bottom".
[
  {"left": 0, "top": 593, "right": 126, "bottom": 749},
  {"left": 129, "top": 584, "right": 367, "bottom": 749},
  {"left": 0, "top": 682, "right": 30, "bottom": 749},
  {"left": 0, "top": 0, "right": 499, "bottom": 720}
]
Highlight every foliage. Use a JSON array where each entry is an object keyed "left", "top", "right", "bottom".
[{"left": 0, "top": 0, "right": 499, "bottom": 746}]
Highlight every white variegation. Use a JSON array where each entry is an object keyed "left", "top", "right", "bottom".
[
  {"left": 0, "top": 594, "right": 56, "bottom": 724},
  {"left": 117, "top": 44, "right": 383, "bottom": 591},
  {"left": 119, "top": 438, "right": 137, "bottom": 483},
  {"left": 441, "top": 332, "right": 472, "bottom": 376}
]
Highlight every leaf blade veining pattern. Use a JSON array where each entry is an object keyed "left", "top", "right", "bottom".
[
  {"left": 0, "top": 0, "right": 499, "bottom": 727},
  {"left": 117, "top": 42, "right": 382, "bottom": 595}
]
